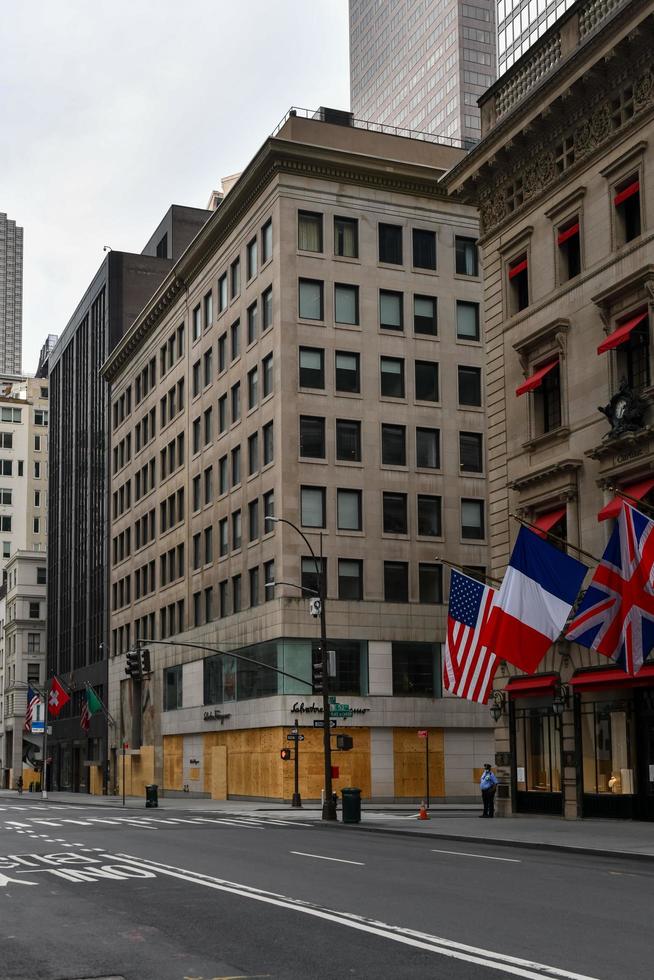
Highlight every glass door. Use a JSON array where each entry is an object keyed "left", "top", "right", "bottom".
[
  {"left": 513, "top": 701, "right": 563, "bottom": 814},
  {"left": 635, "top": 688, "right": 654, "bottom": 821}
]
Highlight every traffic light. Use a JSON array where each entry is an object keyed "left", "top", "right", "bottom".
[
  {"left": 312, "top": 656, "right": 324, "bottom": 694},
  {"left": 280, "top": 748, "right": 292, "bottom": 761},
  {"left": 336, "top": 734, "right": 354, "bottom": 751},
  {"left": 140, "top": 648, "right": 151, "bottom": 675},
  {"left": 125, "top": 649, "right": 141, "bottom": 678}
]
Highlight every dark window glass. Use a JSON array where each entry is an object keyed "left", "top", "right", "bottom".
[
  {"left": 460, "top": 432, "right": 483, "bottom": 472},
  {"left": 455, "top": 236, "right": 478, "bottom": 276},
  {"left": 263, "top": 422, "right": 274, "bottom": 465},
  {"left": 218, "top": 333, "right": 227, "bottom": 372},
  {"left": 336, "top": 419, "right": 361, "bottom": 461},
  {"left": 380, "top": 357, "right": 405, "bottom": 398},
  {"left": 623, "top": 323, "right": 650, "bottom": 391},
  {"left": 379, "top": 223, "right": 403, "bottom": 264},
  {"left": 231, "top": 257, "right": 240, "bottom": 298},
  {"left": 262, "top": 286, "right": 273, "bottom": 331},
  {"left": 383, "top": 492, "right": 407, "bottom": 534},
  {"left": 419, "top": 563, "right": 442, "bottom": 603},
  {"left": 614, "top": 175, "right": 641, "bottom": 244},
  {"left": 299, "top": 347, "right": 325, "bottom": 389},
  {"left": 335, "top": 351, "right": 360, "bottom": 393},
  {"left": 557, "top": 219, "right": 581, "bottom": 281},
  {"left": 338, "top": 559, "right": 363, "bottom": 600},
  {"left": 412, "top": 228, "right": 436, "bottom": 270},
  {"left": 312, "top": 639, "right": 363, "bottom": 695},
  {"left": 458, "top": 366, "right": 482, "bottom": 406},
  {"left": 334, "top": 216, "right": 358, "bottom": 258},
  {"left": 417, "top": 495, "right": 441, "bottom": 536},
  {"left": 415, "top": 360, "right": 439, "bottom": 401},
  {"left": 248, "top": 432, "right": 259, "bottom": 475},
  {"left": 416, "top": 427, "right": 440, "bottom": 468},
  {"left": 414, "top": 295, "right": 437, "bottom": 335},
  {"left": 299, "top": 416, "right": 325, "bottom": 458},
  {"left": 392, "top": 642, "right": 439, "bottom": 696},
  {"left": 384, "top": 561, "right": 408, "bottom": 602},
  {"left": 381, "top": 424, "right": 406, "bottom": 466},
  {"left": 262, "top": 353, "right": 273, "bottom": 397},
  {"left": 301, "top": 557, "right": 326, "bottom": 598},
  {"left": 247, "top": 302, "right": 258, "bottom": 344},
  {"left": 164, "top": 666, "right": 183, "bottom": 710},
  {"left": 461, "top": 499, "right": 485, "bottom": 539},
  {"left": 509, "top": 255, "right": 529, "bottom": 312},
  {"left": 262, "top": 219, "right": 273, "bottom": 262}
]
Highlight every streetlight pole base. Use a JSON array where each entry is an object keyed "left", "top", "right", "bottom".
[
  {"left": 291, "top": 793, "right": 302, "bottom": 808},
  {"left": 322, "top": 798, "right": 338, "bottom": 821}
]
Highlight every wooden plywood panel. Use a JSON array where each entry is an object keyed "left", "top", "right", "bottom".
[
  {"left": 393, "top": 728, "right": 444, "bottom": 799},
  {"left": 210, "top": 745, "right": 227, "bottom": 800},
  {"left": 163, "top": 735, "right": 183, "bottom": 791}
]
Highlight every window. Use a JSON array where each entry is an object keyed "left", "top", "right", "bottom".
[
  {"left": 392, "top": 642, "right": 439, "bottom": 696},
  {"left": 219, "top": 518, "right": 228, "bottom": 556},
  {"left": 247, "top": 302, "right": 258, "bottom": 345},
  {"left": 29, "top": 601, "right": 40, "bottom": 619},
  {"left": 298, "top": 211, "right": 323, "bottom": 252},
  {"left": 412, "top": 228, "right": 436, "bottom": 270},
  {"left": 192, "top": 475, "right": 202, "bottom": 511},
  {"left": 419, "top": 563, "right": 442, "bottom": 603},
  {"left": 619, "top": 318, "right": 651, "bottom": 392},
  {"left": 1, "top": 407, "right": 21, "bottom": 423},
  {"left": 192, "top": 360, "right": 201, "bottom": 398},
  {"left": 164, "top": 666, "right": 183, "bottom": 710},
  {"left": 248, "top": 367, "right": 259, "bottom": 409},
  {"left": 415, "top": 360, "right": 439, "bottom": 401},
  {"left": 262, "top": 353, "right": 273, "bottom": 396},
  {"left": 380, "top": 357, "right": 405, "bottom": 398},
  {"left": 37, "top": 566, "right": 47, "bottom": 584},
  {"left": 28, "top": 635, "right": 41, "bottom": 654},
  {"left": 218, "top": 273, "right": 227, "bottom": 313},
  {"left": 508, "top": 254, "right": 529, "bottom": 313},
  {"left": 204, "top": 407, "right": 213, "bottom": 445},
  {"left": 379, "top": 223, "right": 403, "bottom": 264},
  {"left": 219, "top": 579, "right": 228, "bottom": 617},
  {"left": 248, "top": 498, "right": 259, "bottom": 541},
  {"left": 301, "top": 486, "right": 326, "bottom": 528},
  {"left": 262, "top": 286, "right": 273, "bottom": 331},
  {"left": 417, "top": 495, "right": 441, "bottom": 536},
  {"left": 232, "top": 574, "right": 242, "bottom": 613},
  {"left": 338, "top": 559, "right": 363, "bottom": 600},
  {"left": 192, "top": 305, "right": 201, "bottom": 342},
  {"left": 557, "top": 218, "right": 581, "bottom": 281},
  {"left": 192, "top": 417, "right": 201, "bottom": 454},
  {"left": 218, "top": 333, "right": 227, "bottom": 372},
  {"left": 0, "top": 515, "right": 11, "bottom": 532},
  {"left": 335, "top": 284, "right": 359, "bottom": 325},
  {"left": 34, "top": 410, "right": 48, "bottom": 426},
  {"left": 219, "top": 456, "right": 228, "bottom": 494},
  {"left": 299, "top": 279, "right": 323, "bottom": 320},
  {"left": 380, "top": 290, "right": 403, "bottom": 331},
  {"left": 193, "top": 591, "right": 202, "bottom": 627},
  {"left": 534, "top": 362, "right": 563, "bottom": 433},
  {"left": 193, "top": 533, "right": 201, "bottom": 570},
  {"left": 614, "top": 174, "right": 641, "bottom": 245},
  {"left": 263, "top": 421, "right": 274, "bottom": 465},
  {"left": 455, "top": 236, "right": 479, "bottom": 276},
  {"left": 0, "top": 433, "right": 12, "bottom": 448},
  {"left": 0, "top": 488, "right": 11, "bottom": 504},
  {"left": 249, "top": 566, "right": 260, "bottom": 607},
  {"left": 33, "top": 517, "right": 40, "bottom": 534},
  {"left": 203, "top": 348, "right": 213, "bottom": 387},
  {"left": 416, "top": 427, "right": 440, "bottom": 469},
  {"left": 231, "top": 382, "right": 241, "bottom": 423},
  {"left": 232, "top": 510, "right": 242, "bottom": 551},
  {"left": 456, "top": 301, "right": 480, "bottom": 341},
  {"left": 247, "top": 237, "right": 258, "bottom": 280},
  {"left": 301, "top": 557, "right": 325, "bottom": 597},
  {"left": 384, "top": 562, "right": 408, "bottom": 602},
  {"left": 460, "top": 432, "right": 484, "bottom": 473},
  {"left": 458, "top": 366, "right": 482, "bottom": 406},
  {"left": 336, "top": 420, "right": 361, "bottom": 462},
  {"left": 232, "top": 446, "right": 241, "bottom": 486},
  {"left": 414, "top": 296, "right": 437, "bottom": 335},
  {"left": 262, "top": 219, "right": 272, "bottom": 263},
  {"left": 337, "top": 488, "right": 362, "bottom": 530},
  {"left": 299, "top": 416, "right": 325, "bottom": 458},
  {"left": 335, "top": 351, "right": 360, "bottom": 393},
  {"left": 381, "top": 424, "right": 406, "bottom": 466},
  {"left": 334, "top": 216, "right": 358, "bottom": 258},
  {"left": 248, "top": 432, "right": 259, "bottom": 475},
  {"left": 231, "top": 319, "right": 240, "bottom": 360},
  {"left": 218, "top": 395, "right": 227, "bottom": 433},
  {"left": 461, "top": 499, "right": 485, "bottom": 539},
  {"left": 264, "top": 560, "right": 275, "bottom": 601},
  {"left": 383, "top": 492, "right": 407, "bottom": 534},
  {"left": 299, "top": 347, "right": 324, "bottom": 389},
  {"left": 204, "top": 291, "right": 213, "bottom": 329},
  {"left": 231, "top": 257, "right": 241, "bottom": 298},
  {"left": 263, "top": 489, "right": 275, "bottom": 526}
]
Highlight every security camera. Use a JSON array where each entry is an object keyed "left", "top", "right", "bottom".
[{"left": 309, "top": 597, "right": 322, "bottom": 618}]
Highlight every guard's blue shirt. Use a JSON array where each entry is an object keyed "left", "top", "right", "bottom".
[{"left": 480, "top": 770, "right": 498, "bottom": 790}]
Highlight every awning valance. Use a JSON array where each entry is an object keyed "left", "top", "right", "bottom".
[
  {"left": 557, "top": 222, "right": 579, "bottom": 246},
  {"left": 509, "top": 258, "right": 528, "bottom": 279},
  {"left": 506, "top": 675, "right": 559, "bottom": 698},
  {"left": 570, "top": 665, "right": 654, "bottom": 691},
  {"left": 533, "top": 507, "right": 567, "bottom": 539},
  {"left": 614, "top": 180, "right": 640, "bottom": 207},
  {"left": 597, "top": 477, "right": 654, "bottom": 522},
  {"left": 515, "top": 359, "right": 558, "bottom": 397},
  {"left": 597, "top": 311, "right": 647, "bottom": 354}
]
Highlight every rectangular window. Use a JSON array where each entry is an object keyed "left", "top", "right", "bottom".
[
  {"left": 248, "top": 432, "right": 259, "bottom": 475},
  {"left": 193, "top": 533, "right": 201, "bottom": 570},
  {"left": 232, "top": 574, "right": 242, "bottom": 612},
  {"left": 231, "top": 257, "right": 241, "bottom": 298},
  {"left": 299, "top": 347, "right": 325, "bottom": 389},
  {"left": 262, "top": 286, "right": 273, "bottom": 331},
  {"left": 415, "top": 360, "right": 439, "bottom": 401},
  {"left": 262, "top": 219, "right": 272, "bottom": 263},
  {"left": 461, "top": 498, "right": 485, "bottom": 539},
  {"left": 232, "top": 446, "right": 241, "bottom": 486},
  {"left": 263, "top": 421, "right": 274, "bottom": 465},
  {"left": 383, "top": 492, "right": 408, "bottom": 534},
  {"left": 263, "top": 489, "right": 275, "bottom": 525},
  {"left": 335, "top": 351, "right": 360, "bottom": 393},
  {"left": 218, "top": 333, "right": 227, "bottom": 372},
  {"left": 204, "top": 407, "right": 213, "bottom": 445},
  {"left": 262, "top": 353, "right": 273, "bottom": 396},
  {"left": 379, "top": 223, "right": 403, "bottom": 264},
  {"left": 203, "top": 348, "right": 213, "bottom": 387},
  {"left": 247, "top": 237, "right": 258, "bottom": 280},
  {"left": 204, "top": 291, "right": 213, "bottom": 329},
  {"left": 302, "top": 556, "right": 326, "bottom": 597},
  {"left": 614, "top": 174, "right": 641, "bottom": 245},
  {"left": 204, "top": 466, "right": 213, "bottom": 504},
  {"left": 248, "top": 498, "right": 259, "bottom": 541},
  {"left": 337, "top": 488, "right": 362, "bottom": 531},
  {"left": 204, "top": 526, "right": 213, "bottom": 564},
  {"left": 460, "top": 431, "right": 483, "bottom": 472},
  {"left": 218, "top": 394, "right": 227, "bottom": 433},
  {"left": 219, "top": 456, "right": 228, "bottom": 494},
  {"left": 301, "top": 486, "right": 326, "bottom": 528},
  {"left": 164, "top": 666, "right": 183, "bottom": 710},
  {"left": 458, "top": 366, "right": 482, "bottom": 406},
  {"left": 380, "top": 357, "right": 405, "bottom": 398},
  {"left": 299, "top": 416, "right": 325, "bottom": 458},
  {"left": 335, "top": 284, "right": 359, "bottom": 325},
  {"left": 205, "top": 586, "right": 214, "bottom": 623},
  {"left": 247, "top": 302, "right": 258, "bottom": 345},
  {"left": 456, "top": 301, "right": 480, "bottom": 341},
  {"left": 298, "top": 211, "right": 323, "bottom": 252},
  {"left": 336, "top": 419, "right": 361, "bottom": 462},
  {"left": 381, "top": 424, "right": 406, "bottom": 466},
  {"left": 416, "top": 427, "right": 440, "bottom": 469},
  {"left": 231, "top": 382, "right": 241, "bottom": 423},
  {"left": 299, "top": 279, "right": 324, "bottom": 320},
  {"left": 384, "top": 561, "right": 408, "bottom": 602},
  {"left": 412, "top": 228, "right": 437, "bottom": 270},
  {"left": 417, "top": 494, "right": 442, "bottom": 536},
  {"left": 414, "top": 295, "right": 437, "bottom": 335},
  {"left": 192, "top": 417, "right": 201, "bottom": 454},
  {"left": 218, "top": 273, "right": 227, "bottom": 313},
  {"left": 29, "top": 601, "right": 40, "bottom": 619},
  {"left": 455, "top": 236, "right": 479, "bottom": 276},
  {"left": 334, "top": 216, "right": 358, "bottom": 258},
  {"left": 508, "top": 254, "right": 529, "bottom": 313},
  {"left": 557, "top": 218, "right": 581, "bottom": 282},
  {"left": 231, "top": 319, "right": 240, "bottom": 361},
  {"left": 192, "top": 360, "right": 201, "bottom": 398},
  {"left": 219, "top": 518, "right": 228, "bottom": 556},
  {"left": 248, "top": 366, "right": 259, "bottom": 409},
  {"left": 392, "top": 642, "right": 439, "bottom": 696},
  {"left": 232, "top": 510, "right": 242, "bottom": 551},
  {"left": 539, "top": 363, "right": 562, "bottom": 433},
  {"left": 380, "top": 290, "right": 403, "bottom": 331},
  {"left": 338, "top": 559, "right": 363, "bottom": 600},
  {"left": 419, "top": 563, "right": 442, "bottom": 604},
  {"left": 192, "top": 305, "right": 202, "bottom": 342},
  {"left": 249, "top": 566, "right": 260, "bottom": 607},
  {"left": 264, "top": 560, "right": 275, "bottom": 601}
]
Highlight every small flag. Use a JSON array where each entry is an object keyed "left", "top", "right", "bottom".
[
  {"left": 443, "top": 570, "right": 498, "bottom": 704},
  {"left": 480, "top": 527, "right": 588, "bottom": 674},
  {"left": 24, "top": 687, "right": 40, "bottom": 733},
  {"left": 566, "top": 503, "right": 654, "bottom": 675},
  {"left": 80, "top": 686, "right": 103, "bottom": 732},
  {"left": 48, "top": 676, "right": 71, "bottom": 717}
]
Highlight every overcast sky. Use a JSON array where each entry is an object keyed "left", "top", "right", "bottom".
[{"left": 2, "top": 0, "right": 350, "bottom": 374}]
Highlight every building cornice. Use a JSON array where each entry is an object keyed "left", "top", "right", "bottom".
[{"left": 510, "top": 457, "right": 583, "bottom": 493}]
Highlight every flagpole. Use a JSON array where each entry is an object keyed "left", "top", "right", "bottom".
[
  {"left": 511, "top": 514, "right": 601, "bottom": 564},
  {"left": 605, "top": 486, "right": 654, "bottom": 519},
  {"left": 434, "top": 554, "right": 501, "bottom": 586}
]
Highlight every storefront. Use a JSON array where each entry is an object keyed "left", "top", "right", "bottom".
[{"left": 508, "top": 674, "right": 563, "bottom": 815}]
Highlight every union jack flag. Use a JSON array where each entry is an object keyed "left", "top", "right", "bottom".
[
  {"left": 443, "top": 570, "right": 498, "bottom": 703},
  {"left": 24, "top": 686, "right": 40, "bottom": 733},
  {"left": 566, "top": 502, "right": 654, "bottom": 675}
]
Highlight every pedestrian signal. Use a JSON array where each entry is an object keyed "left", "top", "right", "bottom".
[{"left": 280, "top": 748, "right": 292, "bottom": 761}]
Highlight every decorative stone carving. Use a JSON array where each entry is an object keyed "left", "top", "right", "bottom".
[
  {"left": 634, "top": 70, "right": 654, "bottom": 111},
  {"left": 598, "top": 379, "right": 648, "bottom": 439}
]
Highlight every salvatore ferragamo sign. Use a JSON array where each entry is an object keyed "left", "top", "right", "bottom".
[{"left": 290, "top": 701, "right": 369, "bottom": 716}]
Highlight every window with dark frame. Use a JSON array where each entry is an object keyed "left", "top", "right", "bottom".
[
  {"left": 301, "top": 557, "right": 326, "bottom": 597},
  {"left": 414, "top": 295, "right": 437, "bottom": 335},
  {"left": 338, "top": 559, "right": 363, "bottom": 600},
  {"left": 337, "top": 488, "right": 362, "bottom": 530},
  {"left": 412, "top": 228, "right": 437, "bottom": 270},
  {"left": 459, "top": 431, "right": 484, "bottom": 473},
  {"left": 379, "top": 223, "right": 403, "bottom": 264},
  {"left": 416, "top": 427, "right": 440, "bottom": 469},
  {"left": 380, "top": 356, "right": 405, "bottom": 398},
  {"left": 508, "top": 254, "right": 529, "bottom": 313},
  {"left": 299, "top": 416, "right": 325, "bottom": 458},
  {"left": 336, "top": 419, "right": 361, "bottom": 462},
  {"left": 456, "top": 301, "right": 480, "bottom": 341},
  {"left": 300, "top": 486, "right": 326, "bottom": 528},
  {"left": 392, "top": 642, "right": 439, "bottom": 696},
  {"left": 417, "top": 494, "right": 441, "bottom": 536},
  {"left": 620, "top": 319, "right": 651, "bottom": 392},
  {"left": 455, "top": 236, "right": 478, "bottom": 276},
  {"left": 384, "top": 561, "right": 409, "bottom": 602},
  {"left": 614, "top": 173, "right": 641, "bottom": 245},
  {"left": 383, "top": 492, "right": 408, "bottom": 534},
  {"left": 415, "top": 360, "right": 439, "bottom": 401},
  {"left": 381, "top": 424, "right": 406, "bottom": 466},
  {"left": 419, "top": 563, "right": 442, "bottom": 604},
  {"left": 335, "top": 284, "right": 359, "bottom": 325},
  {"left": 335, "top": 351, "right": 360, "bottom": 393},
  {"left": 461, "top": 499, "right": 485, "bottom": 539},
  {"left": 298, "top": 211, "right": 323, "bottom": 252},
  {"left": 299, "top": 279, "right": 324, "bottom": 320},
  {"left": 299, "top": 347, "right": 325, "bottom": 389},
  {"left": 458, "top": 365, "right": 482, "bottom": 406},
  {"left": 557, "top": 218, "right": 581, "bottom": 282},
  {"left": 380, "top": 290, "right": 403, "bottom": 331},
  {"left": 334, "top": 216, "right": 358, "bottom": 258}
]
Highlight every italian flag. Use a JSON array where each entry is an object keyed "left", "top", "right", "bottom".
[{"left": 80, "top": 687, "right": 103, "bottom": 732}]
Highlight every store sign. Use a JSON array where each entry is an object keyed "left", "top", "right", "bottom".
[
  {"left": 290, "top": 701, "right": 369, "bottom": 716},
  {"left": 203, "top": 711, "right": 231, "bottom": 724}
]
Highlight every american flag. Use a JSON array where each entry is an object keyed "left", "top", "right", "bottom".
[
  {"left": 566, "top": 502, "right": 654, "bottom": 675},
  {"left": 24, "top": 686, "right": 40, "bottom": 733},
  {"left": 443, "top": 569, "right": 498, "bottom": 703}
]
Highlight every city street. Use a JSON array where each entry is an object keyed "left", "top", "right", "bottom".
[{"left": 0, "top": 797, "right": 651, "bottom": 980}]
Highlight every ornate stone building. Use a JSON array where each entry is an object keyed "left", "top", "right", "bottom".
[{"left": 446, "top": 0, "right": 654, "bottom": 819}]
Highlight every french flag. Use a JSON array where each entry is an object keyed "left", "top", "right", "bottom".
[{"left": 480, "top": 527, "right": 588, "bottom": 674}]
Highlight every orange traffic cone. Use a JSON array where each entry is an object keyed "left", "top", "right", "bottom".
[{"left": 418, "top": 800, "right": 430, "bottom": 820}]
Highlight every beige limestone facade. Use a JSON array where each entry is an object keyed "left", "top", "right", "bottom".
[
  {"left": 446, "top": 0, "right": 654, "bottom": 819},
  {"left": 103, "top": 112, "right": 493, "bottom": 802}
]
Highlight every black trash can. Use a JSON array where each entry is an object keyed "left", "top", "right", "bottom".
[
  {"left": 145, "top": 784, "right": 159, "bottom": 808},
  {"left": 341, "top": 787, "right": 361, "bottom": 824}
]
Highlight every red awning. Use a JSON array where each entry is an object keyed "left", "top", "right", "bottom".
[
  {"left": 507, "top": 675, "right": 559, "bottom": 698},
  {"left": 515, "top": 359, "right": 558, "bottom": 397},
  {"left": 570, "top": 664, "right": 654, "bottom": 691},
  {"left": 557, "top": 222, "right": 579, "bottom": 246},
  {"left": 597, "top": 477, "right": 654, "bottom": 522},
  {"left": 597, "top": 311, "right": 648, "bottom": 354},
  {"left": 533, "top": 507, "right": 567, "bottom": 539},
  {"left": 509, "top": 258, "right": 528, "bottom": 279},
  {"left": 614, "top": 180, "right": 640, "bottom": 207}
]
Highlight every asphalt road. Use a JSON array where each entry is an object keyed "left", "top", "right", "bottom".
[{"left": 0, "top": 798, "right": 651, "bottom": 980}]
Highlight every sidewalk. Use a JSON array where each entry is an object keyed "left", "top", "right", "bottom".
[{"left": 1, "top": 789, "right": 652, "bottom": 861}]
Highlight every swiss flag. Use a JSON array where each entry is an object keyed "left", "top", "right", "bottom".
[{"left": 48, "top": 676, "right": 70, "bottom": 717}]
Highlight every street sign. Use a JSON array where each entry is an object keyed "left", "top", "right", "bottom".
[
  {"left": 331, "top": 710, "right": 353, "bottom": 719},
  {"left": 313, "top": 719, "right": 337, "bottom": 728},
  {"left": 418, "top": 730, "right": 428, "bottom": 737},
  {"left": 287, "top": 733, "right": 305, "bottom": 741}
]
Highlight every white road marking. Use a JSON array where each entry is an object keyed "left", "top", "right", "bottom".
[
  {"left": 105, "top": 852, "right": 601, "bottom": 980},
  {"left": 290, "top": 851, "right": 365, "bottom": 866},
  {"left": 431, "top": 848, "right": 521, "bottom": 864}
]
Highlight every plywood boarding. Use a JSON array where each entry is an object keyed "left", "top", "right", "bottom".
[
  {"left": 163, "top": 735, "right": 183, "bottom": 791},
  {"left": 393, "top": 728, "right": 444, "bottom": 799}
]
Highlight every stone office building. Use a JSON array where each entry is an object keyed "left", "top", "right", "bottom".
[
  {"left": 446, "top": 0, "right": 654, "bottom": 819},
  {"left": 103, "top": 108, "right": 492, "bottom": 802}
]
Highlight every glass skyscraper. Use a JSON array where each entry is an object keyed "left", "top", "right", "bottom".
[{"left": 496, "top": 0, "right": 575, "bottom": 74}]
